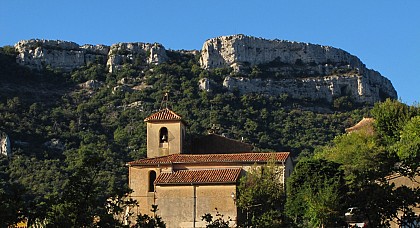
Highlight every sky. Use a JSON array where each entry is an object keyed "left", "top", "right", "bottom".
[{"left": 1, "top": 1, "right": 419, "bottom": 105}]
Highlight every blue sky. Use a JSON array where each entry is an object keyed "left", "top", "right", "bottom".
[{"left": 1, "top": 1, "right": 419, "bottom": 104}]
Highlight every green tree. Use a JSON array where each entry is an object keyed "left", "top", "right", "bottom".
[
  {"left": 285, "top": 158, "right": 346, "bottom": 227},
  {"left": 237, "top": 160, "right": 286, "bottom": 227},
  {"left": 201, "top": 208, "right": 231, "bottom": 228},
  {"left": 370, "top": 98, "right": 412, "bottom": 145},
  {"left": 7, "top": 156, "right": 65, "bottom": 225},
  {"left": 395, "top": 116, "right": 420, "bottom": 177},
  {"left": 46, "top": 143, "right": 129, "bottom": 227},
  {"left": 315, "top": 100, "right": 420, "bottom": 226},
  {"left": 315, "top": 130, "right": 393, "bottom": 186},
  {"left": 134, "top": 205, "right": 166, "bottom": 228},
  {"left": 0, "top": 156, "right": 25, "bottom": 227}
]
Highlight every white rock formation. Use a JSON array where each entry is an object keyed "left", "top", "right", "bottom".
[
  {"left": 107, "top": 42, "right": 168, "bottom": 73},
  {"left": 79, "top": 80, "right": 103, "bottom": 90},
  {"left": 15, "top": 39, "right": 87, "bottom": 72},
  {"left": 200, "top": 34, "right": 363, "bottom": 71},
  {"left": 223, "top": 74, "right": 383, "bottom": 103},
  {"left": 15, "top": 40, "right": 168, "bottom": 73},
  {"left": 201, "top": 35, "right": 397, "bottom": 104},
  {"left": 14, "top": 36, "right": 397, "bottom": 104},
  {"left": 198, "top": 78, "right": 211, "bottom": 92},
  {"left": 0, "top": 132, "right": 11, "bottom": 157}
]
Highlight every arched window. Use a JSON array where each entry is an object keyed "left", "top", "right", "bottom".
[
  {"left": 149, "top": 170, "right": 156, "bottom": 192},
  {"left": 159, "top": 127, "right": 168, "bottom": 143}
]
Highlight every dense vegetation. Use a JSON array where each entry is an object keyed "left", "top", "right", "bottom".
[
  {"left": 0, "top": 45, "right": 377, "bottom": 226},
  {"left": 286, "top": 100, "right": 420, "bottom": 227},
  {"left": 237, "top": 100, "right": 419, "bottom": 227}
]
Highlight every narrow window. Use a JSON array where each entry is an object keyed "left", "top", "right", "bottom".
[
  {"left": 159, "top": 127, "right": 168, "bottom": 143},
  {"left": 149, "top": 170, "right": 156, "bottom": 192}
]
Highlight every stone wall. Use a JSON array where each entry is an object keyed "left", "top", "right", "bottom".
[{"left": 156, "top": 185, "right": 237, "bottom": 228}]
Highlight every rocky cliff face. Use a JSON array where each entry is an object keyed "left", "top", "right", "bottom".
[
  {"left": 223, "top": 74, "right": 382, "bottom": 104},
  {"left": 15, "top": 39, "right": 168, "bottom": 73},
  {"left": 15, "top": 39, "right": 109, "bottom": 72},
  {"left": 14, "top": 35, "right": 397, "bottom": 105},
  {"left": 200, "top": 34, "right": 364, "bottom": 71},
  {"left": 107, "top": 42, "right": 167, "bottom": 73},
  {"left": 200, "top": 35, "right": 397, "bottom": 104}
]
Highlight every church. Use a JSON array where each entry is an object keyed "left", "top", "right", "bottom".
[{"left": 127, "top": 108, "right": 293, "bottom": 227}]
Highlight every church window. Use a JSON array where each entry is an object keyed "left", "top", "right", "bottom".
[
  {"left": 159, "top": 127, "right": 168, "bottom": 143},
  {"left": 149, "top": 170, "right": 156, "bottom": 192}
]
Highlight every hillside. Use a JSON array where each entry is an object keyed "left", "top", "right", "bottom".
[
  {"left": 0, "top": 35, "right": 389, "bottom": 159},
  {"left": 0, "top": 35, "right": 394, "bottom": 225}
]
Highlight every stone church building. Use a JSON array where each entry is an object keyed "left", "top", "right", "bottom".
[{"left": 127, "top": 108, "right": 293, "bottom": 227}]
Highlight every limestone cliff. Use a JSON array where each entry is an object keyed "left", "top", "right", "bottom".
[
  {"left": 200, "top": 34, "right": 364, "bottom": 71},
  {"left": 15, "top": 39, "right": 109, "bottom": 72},
  {"left": 200, "top": 35, "right": 397, "bottom": 104},
  {"left": 107, "top": 42, "right": 167, "bottom": 73},
  {"left": 14, "top": 39, "right": 168, "bottom": 73},
  {"left": 13, "top": 35, "right": 397, "bottom": 105}
]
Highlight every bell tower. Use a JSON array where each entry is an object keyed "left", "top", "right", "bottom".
[{"left": 144, "top": 108, "right": 185, "bottom": 158}]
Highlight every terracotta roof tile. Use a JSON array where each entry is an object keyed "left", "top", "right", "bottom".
[
  {"left": 144, "top": 108, "right": 182, "bottom": 122},
  {"left": 155, "top": 168, "right": 242, "bottom": 185},
  {"left": 128, "top": 152, "right": 290, "bottom": 166}
]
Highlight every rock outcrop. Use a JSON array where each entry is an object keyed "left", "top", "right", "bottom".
[
  {"left": 107, "top": 42, "right": 168, "bottom": 73},
  {"left": 79, "top": 80, "right": 104, "bottom": 90},
  {"left": 200, "top": 34, "right": 364, "bottom": 71},
  {"left": 15, "top": 39, "right": 109, "bottom": 72},
  {"left": 200, "top": 35, "right": 397, "bottom": 104},
  {"left": 14, "top": 35, "right": 397, "bottom": 105},
  {"left": 0, "top": 131, "right": 11, "bottom": 157},
  {"left": 198, "top": 78, "right": 216, "bottom": 92},
  {"left": 222, "top": 74, "right": 385, "bottom": 103},
  {"left": 15, "top": 39, "right": 168, "bottom": 73}
]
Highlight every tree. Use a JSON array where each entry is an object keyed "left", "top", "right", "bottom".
[
  {"left": 237, "top": 160, "right": 286, "bottom": 227},
  {"left": 370, "top": 98, "right": 412, "bottom": 145},
  {"left": 314, "top": 100, "right": 420, "bottom": 226},
  {"left": 315, "top": 130, "right": 393, "bottom": 186},
  {"left": 285, "top": 158, "right": 346, "bottom": 227},
  {"left": 201, "top": 208, "right": 231, "bottom": 228},
  {"left": 0, "top": 156, "right": 25, "bottom": 227},
  {"left": 7, "top": 156, "right": 65, "bottom": 225},
  {"left": 395, "top": 116, "right": 420, "bottom": 177},
  {"left": 46, "top": 143, "right": 130, "bottom": 227},
  {"left": 134, "top": 205, "right": 166, "bottom": 228}
]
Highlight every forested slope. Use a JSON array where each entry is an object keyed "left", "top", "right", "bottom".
[{"left": 0, "top": 45, "right": 370, "bottom": 226}]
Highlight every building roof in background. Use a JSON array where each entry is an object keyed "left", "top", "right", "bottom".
[
  {"left": 129, "top": 152, "right": 290, "bottom": 166},
  {"left": 345, "top": 117, "right": 375, "bottom": 134},
  {"left": 155, "top": 168, "right": 242, "bottom": 185}
]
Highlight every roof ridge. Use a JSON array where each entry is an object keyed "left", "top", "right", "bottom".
[
  {"left": 129, "top": 152, "right": 290, "bottom": 166},
  {"left": 177, "top": 152, "right": 287, "bottom": 156},
  {"left": 144, "top": 108, "right": 183, "bottom": 122}
]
